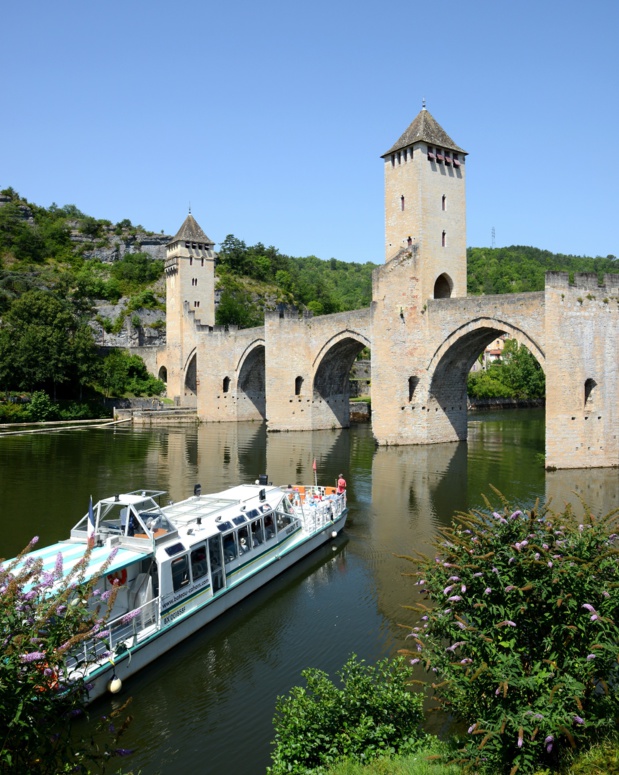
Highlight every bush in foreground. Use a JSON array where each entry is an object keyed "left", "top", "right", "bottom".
[
  {"left": 268, "top": 655, "right": 425, "bottom": 774},
  {"left": 0, "top": 539, "right": 132, "bottom": 773},
  {"left": 402, "top": 495, "right": 619, "bottom": 774}
]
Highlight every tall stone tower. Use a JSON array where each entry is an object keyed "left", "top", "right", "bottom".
[
  {"left": 164, "top": 212, "right": 216, "bottom": 404},
  {"left": 382, "top": 105, "right": 467, "bottom": 301}
]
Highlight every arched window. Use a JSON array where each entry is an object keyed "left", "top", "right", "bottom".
[
  {"left": 433, "top": 273, "right": 453, "bottom": 299},
  {"left": 158, "top": 366, "right": 167, "bottom": 384},
  {"left": 408, "top": 376, "right": 419, "bottom": 402},
  {"left": 295, "top": 376, "right": 303, "bottom": 396},
  {"left": 584, "top": 378, "right": 597, "bottom": 408},
  {"left": 223, "top": 376, "right": 230, "bottom": 393}
]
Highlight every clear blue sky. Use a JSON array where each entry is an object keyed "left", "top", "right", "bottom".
[{"left": 3, "top": 0, "right": 617, "bottom": 263}]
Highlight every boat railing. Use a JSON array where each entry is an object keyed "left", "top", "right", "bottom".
[
  {"left": 66, "top": 596, "right": 160, "bottom": 672},
  {"left": 291, "top": 487, "right": 346, "bottom": 532}
]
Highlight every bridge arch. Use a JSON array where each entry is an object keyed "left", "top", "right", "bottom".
[
  {"left": 237, "top": 340, "right": 266, "bottom": 420},
  {"left": 183, "top": 348, "right": 198, "bottom": 406},
  {"left": 424, "top": 318, "right": 545, "bottom": 442},
  {"left": 312, "top": 330, "right": 371, "bottom": 429}
]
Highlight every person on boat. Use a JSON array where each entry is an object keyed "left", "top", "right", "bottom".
[{"left": 337, "top": 474, "right": 346, "bottom": 495}]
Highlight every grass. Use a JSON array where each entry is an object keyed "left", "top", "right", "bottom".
[{"left": 322, "top": 737, "right": 619, "bottom": 775}]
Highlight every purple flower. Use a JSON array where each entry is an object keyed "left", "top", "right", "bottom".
[
  {"left": 54, "top": 552, "right": 63, "bottom": 579},
  {"left": 415, "top": 579, "right": 426, "bottom": 586},
  {"left": 497, "top": 620, "right": 516, "bottom": 627},
  {"left": 602, "top": 591, "right": 610, "bottom": 598},
  {"left": 20, "top": 651, "right": 46, "bottom": 663},
  {"left": 548, "top": 561, "right": 553, "bottom": 568},
  {"left": 446, "top": 641, "right": 465, "bottom": 652},
  {"left": 468, "top": 723, "right": 477, "bottom": 734},
  {"left": 492, "top": 567, "right": 499, "bottom": 574},
  {"left": 121, "top": 609, "right": 140, "bottom": 625},
  {"left": 542, "top": 543, "right": 549, "bottom": 550},
  {"left": 448, "top": 576, "right": 460, "bottom": 582},
  {"left": 473, "top": 572, "right": 483, "bottom": 578},
  {"left": 484, "top": 587, "right": 492, "bottom": 595},
  {"left": 545, "top": 735, "right": 554, "bottom": 753},
  {"left": 587, "top": 654, "right": 595, "bottom": 660},
  {"left": 582, "top": 604, "right": 597, "bottom": 613},
  {"left": 510, "top": 510, "right": 522, "bottom": 519},
  {"left": 573, "top": 715, "right": 584, "bottom": 725},
  {"left": 421, "top": 615, "right": 428, "bottom": 621},
  {"left": 505, "top": 585, "right": 515, "bottom": 592},
  {"left": 534, "top": 553, "right": 540, "bottom": 560},
  {"left": 460, "top": 658, "right": 472, "bottom": 664},
  {"left": 448, "top": 595, "right": 462, "bottom": 602},
  {"left": 591, "top": 614, "right": 598, "bottom": 621},
  {"left": 410, "top": 658, "right": 420, "bottom": 665},
  {"left": 456, "top": 621, "right": 466, "bottom": 630},
  {"left": 517, "top": 730, "right": 523, "bottom": 748},
  {"left": 443, "top": 585, "right": 455, "bottom": 595},
  {"left": 509, "top": 557, "right": 515, "bottom": 564},
  {"left": 461, "top": 585, "right": 466, "bottom": 593}
]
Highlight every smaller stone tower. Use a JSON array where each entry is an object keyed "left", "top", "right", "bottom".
[
  {"left": 164, "top": 212, "right": 216, "bottom": 404},
  {"left": 382, "top": 104, "right": 468, "bottom": 301}
]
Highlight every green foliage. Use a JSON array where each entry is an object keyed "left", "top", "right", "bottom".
[
  {"left": 215, "top": 278, "right": 264, "bottom": 328},
  {"left": 127, "top": 288, "right": 163, "bottom": 312},
  {"left": 0, "top": 289, "right": 99, "bottom": 398},
  {"left": 98, "top": 349, "right": 164, "bottom": 397},
  {"left": 0, "top": 539, "right": 133, "bottom": 773},
  {"left": 467, "top": 341, "right": 545, "bottom": 400},
  {"left": 404, "top": 497, "right": 619, "bottom": 774},
  {"left": 217, "top": 234, "right": 375, "bottom": 323},
  {"left": 110, "top": 252, "right": 163, "bottom": 291},
  {"left": 25, "top": 390, "right": 58, "bottom": 421},
  {"left": 268, "top": 654, "right": 425, "bottom": 775},
  {"left": 467, "top": 247, "right": 618, "bottom": 296}
]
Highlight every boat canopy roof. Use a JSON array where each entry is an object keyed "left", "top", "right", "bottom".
[{"left": 8, "top": 540, "right": 146, "bottom": 589}]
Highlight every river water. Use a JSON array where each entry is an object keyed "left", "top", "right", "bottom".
[{"left": 1, "top": 411, "right": 617, "bottom": 773}]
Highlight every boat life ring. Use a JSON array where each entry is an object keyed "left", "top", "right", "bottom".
[{"left": 107, "top": 569, "right": 128, "bottom": 586}]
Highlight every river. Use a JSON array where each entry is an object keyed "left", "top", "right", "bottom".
[{"left": 1, "top": 410, "right": 617, "bottom": 773}]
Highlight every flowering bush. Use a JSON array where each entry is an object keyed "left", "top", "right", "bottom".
[
  {"left": 0, "top": 538, "right": 132, "bottom": 773},
  {"left": 402, "top": 495, "right": 619, "bottom": 774}
]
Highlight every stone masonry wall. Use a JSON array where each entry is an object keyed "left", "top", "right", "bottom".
[{"left": 544, "top": 272, "right": 618, "bottom": 469}]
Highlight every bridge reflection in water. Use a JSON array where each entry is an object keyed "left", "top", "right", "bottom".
[{"left": 0, "top": 413, "right": 616, "bottom": 775}]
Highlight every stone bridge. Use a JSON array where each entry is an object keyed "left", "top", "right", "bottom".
[{"left": 155, "top": 107, "right": 618, "bottom": 470}]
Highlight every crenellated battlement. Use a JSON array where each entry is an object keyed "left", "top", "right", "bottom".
[{"left": 546, "top": 272, "right": 619, "bottom": 292}]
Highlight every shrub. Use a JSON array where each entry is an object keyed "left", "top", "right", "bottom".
[
  {"left": 268, "top": 655, "right": 425, "bottom": 774},
  {"left": 402, "top": 495, "right": 619, "bottom": 774},
  {"left": 0, "top": 539, "right": 133, "bottom": 773}
]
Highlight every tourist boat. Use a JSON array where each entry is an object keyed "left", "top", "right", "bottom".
[{"left": 11, "top": 477, "right": 347, "bottom": 702}]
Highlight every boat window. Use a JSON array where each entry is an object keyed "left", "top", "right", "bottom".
[
  {"left": 165, "top": 542, "right": 186, "bottom": 557},
  {"left": 171, "top": 555, "right": 190, "bottom": 591},
  {"left": 208, "top": 537, "right": 224, "bottom": 593},
  {"left": 250, "top": 519, "right": 264, "bottom": 547},
  {"left": 238, "top": 526, "right": 250, "bottom": 554},
  {"left": 232, "top": 515, "right": 246, "bottom": 525},
  {"left": 216, "top": 521, "right": 233, "bottom": 532},
  {"left": 281, "top": 497, "right": 293, "bottom": 514},
  {"left": 277, "top": 513, "right": 294, "bottom": 530},
  {"left": 223, "top": 533, "right": 237, "bottom": 564},
  {"left": 141, "top": 512, "right": 173, "bottom": 534},
  {"left": 264, "top": 514, "right": 276, "bottom": 540},
  {"left": 259, "top": 504, "right": 271, "bottom": 514},
  {"left": 246, "top": 508, "right": 259, "bottom": 519},
  {"left": 191, "top": 544, "right": 208, "bottom": 581}
]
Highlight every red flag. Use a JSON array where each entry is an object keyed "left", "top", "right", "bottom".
[{"left": 312, "top": 459, "right": 317, "bottom": 471}]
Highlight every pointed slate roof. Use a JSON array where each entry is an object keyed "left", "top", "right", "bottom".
[
  {"left": 382, "top": 108, "right": 467, "bottom": 157},
  {"left": 170, "top": 212, "right": 214, "bottom": 245}
]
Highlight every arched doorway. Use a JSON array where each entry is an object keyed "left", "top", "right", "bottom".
[{"left": 433, "top": 273, "right": 453, "bottom": 299}]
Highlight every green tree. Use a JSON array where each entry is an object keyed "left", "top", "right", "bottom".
[
  {"left": 98, "top": 350, "right": 164, "bottom": 397},
  {"left": 0, "top": 290, "right": 98, "bottom": 398}
]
